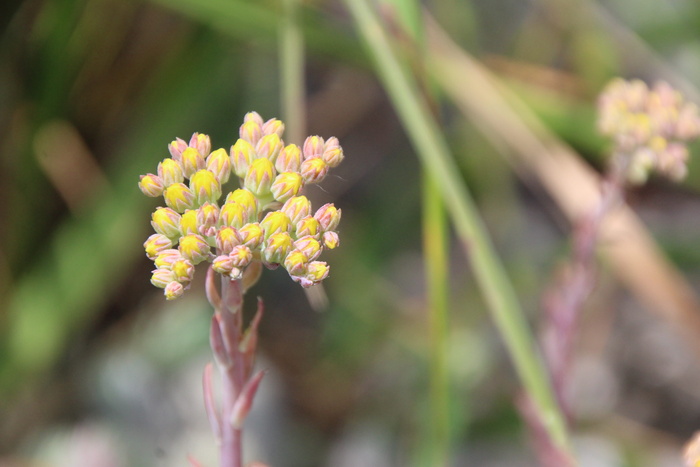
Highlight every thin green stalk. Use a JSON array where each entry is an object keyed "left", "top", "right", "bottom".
[
  {"left": 279, "top": 0, "right": 306, "bottom": 145},
  {"left": 342, "top": 0, "right": 573, "bottom": 457},
  {"left": 422, "top": 173, "right": 451, "bottom": 467},
  {"left": 383, "top": 0, "right": 452, "bottom": 463}
]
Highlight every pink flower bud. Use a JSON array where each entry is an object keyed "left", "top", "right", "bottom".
[
  {"left": 305, "top": 261, "right": 330, "bottom": 283},
  {"left": 229, "top": 245, "right": 253, "bottom": 268},
  {"left": 197, "top": 202, "right": 220, "bottom": 237},
  {"left": 144, "top": 233, "right": 173, "bottom": 259},
  {"left": 206, "top": 148, "right": 231, "bottom": 184},
  {"left": 302, "top": 135, "right": 324, "bottom": 160},
  {"left": 189, "top": 132, "right": 211, "bottom": 158},
  {"left": 172, "top": 259, "right": 195, "bottom": 283},
  {"left": 244, "top": 111, "right": 264, "bottom": 126},
  {"left": 151, "top": 268, "right": 176, "bottom": 288},
  {"left": 313, "top": 203, "right": 341, "bottom": 231},
  {"left": 139, "top": 174, "right": 164, "bottom": 197},
  {"left": 168, "top": 137, "right": 188, "bottom": 161},
  {"left": 240, "top": 120, "right": 262, "bottom": 145},
  {"left": 154, "top": 249, "right": 182, "bottom": 269},
  {"left": 164, "top": 183, "right": 196, "bottom": 213},
  {"left": 300, "top": 157, "right": 329, "bottom": 184},
  {"left": 255, "top": 134, "right": 283, "bottom": 163},
  {"left": 216, "top": 226, "right": 240, "bottom": 254},
  {"left": 322, "top": 137, "right": 344, "bottom": 167},
  {"left": 164, "top": 281, "right": 185, "bottom": 300},
  {"left": 151, "top": 207, "right": 182, "bottom": 238},
  {"left": 322, "top": 230, "right": 339, "bottom": 250},
  {"left": 212, "top": 255, "right": 234, "bottom": 275},
  {"left": 157, "top": 158, "right": 184, "bottom": 186}
]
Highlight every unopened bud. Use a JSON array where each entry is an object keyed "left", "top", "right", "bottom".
[
  {"left": 179, "top": 234, "right": 211, "bottom": 264},
  {"left": 144, "top": 233, "right": 173, "bottom": 259},
  {"left": 216, "top": 226, "right": 240, "bottom": 254},
  {"left": 262, "top": 118, "right": 285, "bottom": 137},
  {"left": 230, "top": 139, "right": 256, "bottom": 178},
  {"left": 152, "top": 207, "right": 182, "bottom": 238},
  {"left": 229, "top": 245, "right": 253, "bottom": 268},
  {"left": 226, "top": 189, "right": 259, "bottom": 220},
  {"left": 206, "top": 148, "right": 231, "bottom": 184},
  {"left": 261, "top": 211, "right": 292, "bottom": 239},
  {"left": 262, "top": 232, "right": 293, "bottom": 264},
  {"left": 172, "top": 259, "right": 195, "bottom": 283},
  {"left": 244, "top": 158, "right": 275, "bottom": 198},
  {"left": 180, "top": 209, "right": 199, "bottom": 236},
  {"left": 255, "top": 134, "right": 283, "bottom": 163},
  {"left": 281, "top": 196, "right": 311, "bottom": 225},
  {"left": 154, "top": 249, "right": 182, "bottom": 269},
  {"left": 151, "top": 268, "right": 176, "bottom": 288},
  {"left": 168, "top": 137, "right": 188, "bottom": 161},
  {"left": 240, "top": 120, "right": 262, "bottom": 145},
  {"left": 180, "top": 147, "right": 206, "bottom": 178},
  {"left": 322, "top": 137, "right": 344, "bottom": 167},
  {"left": 212, "top": 255, "right": 234, "bottom": 275},
  {"left": 300, "top": 157, "right": 329, "bottom": 184},
  {"left": 271, "top": 172, "right": 303, "bottom": 202},
  {"left": 276, "top": 144, "right": 302, "bottom": 173},
  {"left": 197, "top": 202, "right": 220, "bottom": 237},
  {"left": 220, "top": 202, "right": 248, "bottom": 229},
  {"left": 139, "top": 174, "right": 164, "bottom": 197},
  {"left": 294, "top": 235, "right": 322, "bottom": 261},
  {"left": 164, "top": 183, "right": 196, "bottom": 213},
  {"left": 190, "top": 170, "right": 222, "bottom": 205},
  {"left": 164, "top": 281, "right": 185, "bottom": 300},
  {"left": 189, "top": 132, "right": 211, "bottom": 158},
  {"left": 158, "top": 158, "right": 184, "bottom": 187},
  {"left": 314, "top": 203, "right": 341, "bottom": 231},
  {"left": 284, "top": 249, "right": 308, "bottom": 276},
  {"left": 238, "top": 223, "right": 264, "bottom": 249},
  {"left": 305, "top": 261, "right": 330, "bottom": 284},
  {"left": 302, "top": 135, "right": 324, "bottom": 160},
  {"left": 244, "top": 111, "right": 264, "bottom": 126},
  {"left": 322, "top": 231, "right": 339, "bottom": 249},
  {"left": 295, "top": 216, "right": 320, "bottom": 239}
]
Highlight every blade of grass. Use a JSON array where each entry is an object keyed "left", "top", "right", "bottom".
[{"left": 342, "top": 0, "right": 572, "bottom": 457}]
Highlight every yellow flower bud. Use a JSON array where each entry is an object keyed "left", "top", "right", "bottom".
[
  {"left": 284, "top": 249, "right": 308, "bottom": 276},
  {"left": 244, "top": 111, "right": 264, "bottom": 126},
  {"left": 144, "top": 233, "right": 173, "bottom": 259},
  {"left": 322, "top": 231, "right": 339, "bottom": 250},
  {"left": 190, "top": 169, "right": 222, "bottom": 205},
  {"left": 220, "top": 202, "right": 248, "bottom": 229},
  {"left": 180, "top": 209, "right": 198, "bottom": 236},
  {"left": 168, "top": 137, "right": 188, "bottom": 161},
  {"left": 172, "top": 259, "right": 194, "bottom": 283},
  {"left": 276, "top": 144, "right": 302, "bottom": 173},
  {"left": 157, "top": 158, "right": 184, "bottom": 186},
  {"left": 244, "top": 158, "right": 275, "bottom": 198},
  {"left": 240, "top": 120, "right": 262, "bottom": 145},
  {"left": 151, "top": 207, "right": 182, "bottom": 238},
  {"left": 226, "top": 189, "right": 259, "bottom": 220},
  {"left": 139, "top": 174, "right": 164, "bottom": 197},
  {"left": 238, "top": 222, "right": 264, "bottom": 249},
  {"left": 305, "top": 261, "right": 330, "bottom": 283},
  {"left": 271, "top": 172, "right": 303, "bottom": 202},
  {"left": 255, "top": 134, "right": 283, "bottom": 163},
  {"left": 262, "top": 232, "right": 293, "bottom": 264},
  {"left": 197, "top": 202, "right": 220, "bottom": 237},
  {"left": 300, "top": 157, "right": 329, "bottom": 184},
  {"left": 230, "top": 139, "right": 256, "bottom": 178},
  {"left": 295, "top": 216, "right": 320, "bottom": 239},
  {"left": 206, "top": 148, "right": 231, "bottom": 184},
  {"left": 178, "top": 234, "right": 211, "bottom": 265},
  {"left": 212, "top": 255, "right": 234, "bottom": 275},
  {"left": 164, "top": 183, "right": 196, "bottom": 213},
  {"left": 261, "top": 211, "right": 292, "bottom": 239},
  {"left": 281, "top": 196, "right": 311, "bottom": 225},
  {"left": 180, "top": 147, "right": 206, "bottom": 178}
]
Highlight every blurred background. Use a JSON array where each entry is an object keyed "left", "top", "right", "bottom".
[{"left": 3, "top": 0, "right": 700, "bottom": 466}]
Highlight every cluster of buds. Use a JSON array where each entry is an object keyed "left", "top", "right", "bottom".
[
  {"left": 597, "top": 78, "right": 700, "bottom": 183},
  {"left": 139, "top": 112, "right": 344, "bottom": 299}
]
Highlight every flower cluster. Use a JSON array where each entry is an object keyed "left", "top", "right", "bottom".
[
  {"left": 139, "top": 112, "right": 344, "bottom": 299},
  {"left": 597, "top": 78, "right": 700, "bottom": 183}
]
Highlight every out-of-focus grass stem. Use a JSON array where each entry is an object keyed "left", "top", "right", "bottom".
[
  {"left": 343, "top": 0, "right": 573, "bottom": 458},
  {"left": 280, "top": 0, "right": 306, "bottom": 145}
]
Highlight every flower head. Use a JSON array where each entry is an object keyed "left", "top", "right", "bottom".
[{"left": 138, "top": 117, "right": 345, "bottom": 299}]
